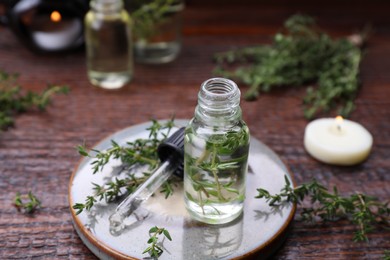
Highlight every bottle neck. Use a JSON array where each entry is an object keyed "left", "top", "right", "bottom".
[
  {"left": 90, "top": 0, "right": 123, "bottom": 14},
  {"left": 195, "top": 78, "right": 242, "bottom": 125}
]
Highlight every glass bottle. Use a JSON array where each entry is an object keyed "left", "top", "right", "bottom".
[
  {"left": 184, "top": 78, "right": 250, "bottom": 224},
  {"left": 85, "top": 0, "right": 133, "bottom": 89},
  {"left": 125, "top": 0, "right": 183, "bottom": 64}
]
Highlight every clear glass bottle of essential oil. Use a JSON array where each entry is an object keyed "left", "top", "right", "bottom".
[
  {"left": 85, "top": 0, "right": 133, "bottom": 89},
  {"left": 184, "top": 78, "right": 250, "bottom": 224}
]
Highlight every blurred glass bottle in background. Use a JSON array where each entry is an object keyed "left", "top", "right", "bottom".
[
  {"left": 125, "top": 0, "right": 183, "bottom": 64},
  {"left": 85, "top": 0, "right": 133, "bottom": 89}
]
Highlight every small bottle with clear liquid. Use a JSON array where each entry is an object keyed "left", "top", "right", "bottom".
[
  {"left": 85, "top": 0, "right": 133, "bottom": 89},
  {"left": 125, "top": 0, "right": 184, "bottom": 64},
  {"left": 184, "top": 78, "right": 250, "bottom": 224}
]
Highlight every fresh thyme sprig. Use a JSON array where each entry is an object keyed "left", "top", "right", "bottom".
[
  {"left": 72, "top": 174, "right": 151, "bottom": 215},
  {"left": 73, "top": 119, "right": 178, "bottom": 214},
  {"left": 256, "top": 176, "right": 390, "bottom": 242},
  {"left": 77, "top": 119, "right": 175, "bottom": 174},
  {"left": 214, "top": 14, "right": 365, "bottom": 119},
  {"left": 0, "top": 69, "right": 68, "bottom": 130},
  {"left": 143, "top": 226, "right": 172, "bottom": 258},
  {"left": 185, "top": 126, "right": 250, "bottom": 214},
  {"left": 13, "top": 191, "right": 41, "bottom": 214}
]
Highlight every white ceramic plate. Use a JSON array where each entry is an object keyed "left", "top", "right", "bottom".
[{"left": 69, "top": 120, "right": 295, "bottom": 260}]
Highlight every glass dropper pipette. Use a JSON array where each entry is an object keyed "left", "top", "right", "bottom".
[{"left": 109, "top": 127, "right": 185, "bottom": 234}]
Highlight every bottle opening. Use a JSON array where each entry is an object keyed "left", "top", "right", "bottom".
[
  {"left": 91, "top": 0, "right": 123, "bottom": 12},
  {"left": 205, "top": 82, "right": 234, "bottom": 94},
  {"left": 201, "top": 78, "right": 238, "bottom": 99},
  {"left": 197, "top": 78, "right": 241, "bottom": 118}
]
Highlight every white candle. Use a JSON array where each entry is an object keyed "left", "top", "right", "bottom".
[
  {"left": 30, "top": 10, "right": 82, "bottom": 51},
  {"left": 304, "top": 116, "right": 373, "bottom": 165},
  {"left": 32, "top": 19, "right": 82, "bottom": 51}
]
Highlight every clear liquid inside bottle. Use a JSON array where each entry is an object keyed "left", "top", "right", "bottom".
[
  {"left": 184, "top": 78, "right": 250, "bottom": 224},
  {"left": 85, "top": 3, "right": 133, "bottom": 89}
]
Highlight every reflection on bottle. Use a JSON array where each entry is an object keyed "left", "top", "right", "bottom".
[{"left": 182, "top": 214, "right": 244, "bottom": 259}]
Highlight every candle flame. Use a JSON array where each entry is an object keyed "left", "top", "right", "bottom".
[
  {"left": 50, "top": 11, "right": 62, "bottom": 23},
  {"left": 335, "top": 115, "right": 344, "bottom": 123}
]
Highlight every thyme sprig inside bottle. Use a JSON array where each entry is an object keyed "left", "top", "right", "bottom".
[{"left": 184, "top": 78, "right": 250, "bottom": 224}]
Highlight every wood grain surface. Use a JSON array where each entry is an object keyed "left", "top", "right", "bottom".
[{"left": 0, "top": 0, "right": 389, "bottom": 259}]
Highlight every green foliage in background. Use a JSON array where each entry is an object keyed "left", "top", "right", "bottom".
[
  {"left": 214, "top": 15, "right": 366, "bottom": 119},
  {"left": 0, "top": 69, "right": 68, "bottom": 130}
]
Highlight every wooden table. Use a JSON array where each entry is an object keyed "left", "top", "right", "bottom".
[{"left": 0, "top": 0, "right": 389, "bottom": 259}]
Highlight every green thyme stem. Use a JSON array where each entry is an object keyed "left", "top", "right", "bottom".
[
  {"left": 143, "top": 226, "right": 172, "bottom": 258},
  {"left": 198, "top": 191, "right": 205, "bottom": 215},
  {"left": 356, "top": 193, "right": 369, "bottom": 241},
  {"left": 196, "top": 149, "right": 210, "bottom": 165},
  {"left": 133, "top": 154, "right": 158, "bottom": 166},
  {"left": 193, "top": 147, "right": 210, "bottom": 213},
  {"left": 211, "top": 145, "right": 226, "bottom": 202},
  {"left": 34, "top": 84, "right": 69, "bottom": 110}
]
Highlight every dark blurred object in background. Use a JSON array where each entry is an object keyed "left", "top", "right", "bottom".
[{"left": 0, "top": 0, "right": 89, "bottom": 54}]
